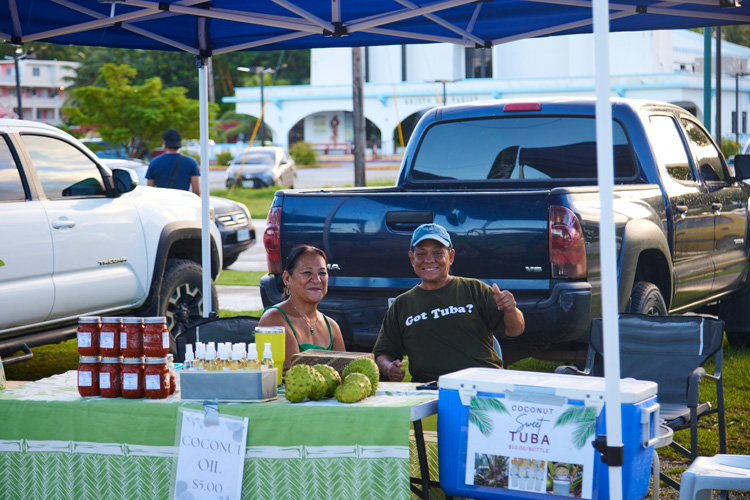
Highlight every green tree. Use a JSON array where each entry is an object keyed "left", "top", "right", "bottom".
[{"left": 62, "top": 63, "right": 216, "bottom": 159}]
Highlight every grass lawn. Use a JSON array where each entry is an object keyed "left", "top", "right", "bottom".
[{"left": 216, "top": 270, "right": 266, "bottom": 287}]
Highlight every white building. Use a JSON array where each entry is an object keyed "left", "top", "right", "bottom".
[
  {"left": 0, "top": 59, "right": 78, "bottom": 124},
  {"left": 227, "top": 29, "right": 750, "bottom": 154}
]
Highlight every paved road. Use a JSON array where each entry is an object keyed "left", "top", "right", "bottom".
[{"left": 214, "top": 159, "right": 400, "bottom": 312}]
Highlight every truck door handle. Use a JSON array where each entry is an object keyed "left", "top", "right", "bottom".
[
  {"left": 51, "top": 217, "right": 76, "bottom": 229},
  {"left": 712, "top": 203, "right": 722, "bottom": 214},
  {"left": 385, "top": 211, "right": 433, "bottom": 232},
  {"left": 675, "top": 205, "right": 688, "bottom": 219}
]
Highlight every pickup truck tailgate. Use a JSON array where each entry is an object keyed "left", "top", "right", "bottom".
[{"left": 278, "top": 189, "right": 551, "bottom": 293}]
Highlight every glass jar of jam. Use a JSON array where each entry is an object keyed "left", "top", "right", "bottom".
[
  {"left": 143, "top": 317, "right": 170, "bottom": 358},
  {"left": 77, "top": 316, "right": 101, "bottom": 356},
  {"left": 121, "top": 357, "right": 144, "bottom": 399},
  {"left": 120, "top": 317, "right": 144, "bottom": 358},
  {"left": 99, "top": 317, "right": 122, "bottom": 357},
  {"left": 144, "top": 357, "right": 170, "bottom": 399},
  {"left": 166, "top": 353, "right": 177, "bottom": 395},
  {"left": 99, "top": 357, "right": 122, "bottom": 398},
  {"left": 78, "top": 356, "right": 100, "bottom": 397}
]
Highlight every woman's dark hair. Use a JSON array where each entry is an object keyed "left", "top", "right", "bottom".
[{"left": 284, "top": 245, "right": 328, "bottom": 274}]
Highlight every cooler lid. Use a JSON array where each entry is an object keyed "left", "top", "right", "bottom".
[{"left": 438, "top": 368, "right": 657, "bottom": 404}]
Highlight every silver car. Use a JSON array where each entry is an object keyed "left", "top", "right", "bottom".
[{"left": 225, "top": 146, "right": 297, "bottom": 189}]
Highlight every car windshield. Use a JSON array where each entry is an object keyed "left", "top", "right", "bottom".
[
  {"left": 410, "top": 116, "right": 636, "bottom": 182},
  {"left": 232, "top": 151, "right": 275, "bottom": 166}
]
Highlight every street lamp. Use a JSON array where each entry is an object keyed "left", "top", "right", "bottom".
[
  {"left": 237, "top": 66, "right": 277, "bottom": 145},
  {"left": 431, "top": 79, "right": 459, "bottom": 106},
  {"left": 3, "top": 47, "right": 25, "bottom": 119}
]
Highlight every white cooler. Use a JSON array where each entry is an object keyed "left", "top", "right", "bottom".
[{"left": 437, "top": 368, "right": 659, "bottom": 500}]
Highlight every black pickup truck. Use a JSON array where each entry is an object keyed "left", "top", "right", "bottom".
[{"left": 260, "top": 97, "right": 750, "bottom": 362}]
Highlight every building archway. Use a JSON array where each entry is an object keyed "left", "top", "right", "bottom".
[
  {"left": 287, "top": 111, "right": 382, "bottom": 154},
  {"left": 392, "top": 109, "right": 431, "bottom": 153}
]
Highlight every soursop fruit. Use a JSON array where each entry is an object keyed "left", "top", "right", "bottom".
[
  {"left": 335, "top": 372, "right": 371, "bottom": 403},
  {"left": 341, "top": 358, "right": 379, "bottom": 396},
  {"left": 284, "top": 364, "right": 317, "bottom": 403},
  {"left": 313, "top": 364, "right": 341, "bottom": 398},
  {"left": 307, "top": 368, "right": 328, "bottom": 401}
]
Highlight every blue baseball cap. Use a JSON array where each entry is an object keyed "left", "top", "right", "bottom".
[{"left": 410, "top": 223, "right": 452, "bottom": 249}]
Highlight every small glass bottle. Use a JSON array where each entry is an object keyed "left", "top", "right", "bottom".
[
  {"left": 184, "top": 344, "right": 196, "bottom": 371},
  {"left": 246, "top": 343, "right": 261, "bottom": 371},
  {"left": 120, "top": 317, "right": 144, "bottom": 358},
  {"left": 121, "top": 357, "right": 145, "bottom": 399},
  {"left": 230, "top": 345, "right": 242, "bottom": 371},
  {"left": 166, "top": 353, "right": 176, "bottom": 396},
  {"left": 77, "top": 317, "right": 101, "bottom": 356},
  {"left": 99, "top": 356, "right": 122, "bottom": 398},
  {"left": 143, "top": 317, "right": 169, "bottom": 358},
  {"left": 77, "top": 355, "right": 100, "bottom": 397},
  {"left": 144, "top": 357, "right": 170, "bottom": 399},
  {"left": 261, "top": 343, "right": 274, "bottom": 370},
  {"left": 195, "top": 343, "right": 205, "bottom": 371},
  {"left": 219, "top": 344, "right": 231, "bottom": 371},
  {"left": 205, "top": 344, "right": 217, "bottom": 371},
  {"left": 99, "top": 317, "right": 122, "bottom": 357}
]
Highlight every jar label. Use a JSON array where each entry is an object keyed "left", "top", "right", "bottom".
[
  {"left": 78, "top": 331, "right": 91, "bottom": 348},
  {"left": 162, "top": 331, "right": 170, "bottom": 349},
  {"left": 78, "top": 371, "right": 92, "bottom": 387},
  {"left": 120, "top": 332, "right": 127, "bottom": 350},
  {"left": 100, "top": 372, "right": 110, "bottom": 389},
  {"left": 123, "top": 373, "right": 139, "bottom": 390},
  {"left": 100, "top": 331, "right": 115, "bottom": 349},
  {"left": 261, "top": 365, "right": 268, "bottom": 371},
  {"left": 145, "top": 374, "right": 161, "bottom": 390},
  {"left": 222, "top": 367, "right": 231, "bottom": 372}
]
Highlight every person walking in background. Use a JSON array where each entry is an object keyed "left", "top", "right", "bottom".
[{"left": 146, "top": 128, "right": 200, "bottom": 195}]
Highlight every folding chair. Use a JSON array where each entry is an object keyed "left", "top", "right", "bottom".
[
  {"left": 556, "top": 313, "right": 727, "bottom": 490},
  {"left": 175, "top": 315, "right": 259, "bottom": 361}
]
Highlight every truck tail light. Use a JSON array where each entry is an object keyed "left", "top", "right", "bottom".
[
  {"left": 264, "top": 207, "right": 282, "bottom": 275},
  {"left": 549, "top": 206, "right": 586, "bottom": 279},
  {"left": 503, "top": 102, "right": 542, "bottom": 112}
]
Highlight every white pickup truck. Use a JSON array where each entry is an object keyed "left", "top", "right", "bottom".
[{"left": 0, "top": 119, "right": 222, "bottom": 364}]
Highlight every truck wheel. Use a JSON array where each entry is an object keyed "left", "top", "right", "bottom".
[
  {"left": 627, "top": 281, "right": 667, "bottom": 315},
  {"left": 157, "top": 259, "right": 219, "bottom": 355},
  {"left": 222, "top": 253, "right": 239, "bottom": 269}
]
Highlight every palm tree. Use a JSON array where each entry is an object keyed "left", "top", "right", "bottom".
[
  {"left": 469, "top": 396, "right": 509, "bottom": 437},
  {"left": 553, "top": 405, "right": 597, "bottom": 449}
]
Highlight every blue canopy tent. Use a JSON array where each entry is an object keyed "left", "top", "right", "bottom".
[{"left": 2, "top": 2, "right": 747, "bottom": 497}]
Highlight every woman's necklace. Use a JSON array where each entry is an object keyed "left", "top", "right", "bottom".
[{"left": 291, "top": 300, "right": 317, "bottom": 335}]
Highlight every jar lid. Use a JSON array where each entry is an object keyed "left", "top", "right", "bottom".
[
  {"left": 78, "top": 316, "right": 100, "bottom": 324},
  {"left": 255, "top": 326, "right": 285, "bottom": 334},
  {"left": 144, "top": 316, "right": 167, "bottom": 324},
  {"left": 79, "top": 356, "right": 101, "bottom": 363},
  {"left": 101, "top": 357, "right": 123, "bottom": 363},
  {"left": 122, "top": 317, "right": 144, "bottom": 324},
  {"left": 122, "top": 356, "right": 145, "bottom": 364},
  {"left": 101, "top": 317, "right": 123, "bottom": 323},
  {"left": 145, "top": 357, "right": 168, "bottom": 364}
]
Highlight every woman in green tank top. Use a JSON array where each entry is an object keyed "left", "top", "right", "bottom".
[{"left": 258, "top": 245, "right": 346, "bottom": 375}]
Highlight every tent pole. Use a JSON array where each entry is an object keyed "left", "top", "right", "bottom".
[
  {"left": 198, "top": 56, "right": 213, "bottom": 318},
  {"left": 593, "top": 0, "right": 623, "bottom": 498}
]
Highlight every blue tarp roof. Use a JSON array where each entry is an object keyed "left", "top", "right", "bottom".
[{"left": 2, "top": 0, "right": 750, "bottom": 55}]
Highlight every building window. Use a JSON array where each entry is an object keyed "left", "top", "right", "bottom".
[
  {"left": 465, "top": 47, "right": 492, "bottom": 79},
  {"left": 49, "top": 89, "right": 58, "bottom": 98},
  {"left": 9, "top": 88, "right": 15, "bottom": 97},
  {"left": 30, "top": 88, "right": 37, "bottom": 97},
  {"left": 4, "top": 67, "right": 12, "bottom": 76},
  {"left": 32, "top": 67, "right": 40, "bottom": 77},
  {"left": 733, "top": 111, "right": 738, "bottom": 134},
  {"left": 743, "top": 112, "right": 747, "bottom": 134}
]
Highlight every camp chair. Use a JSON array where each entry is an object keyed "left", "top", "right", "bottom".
[
  {"left": 556, "top": 313, "right": 727, "bottom": 490},
  {"left": 174, "top": 315, "right": 259, "bottom": 362}
]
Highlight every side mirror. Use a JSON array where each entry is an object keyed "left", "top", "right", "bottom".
[
  {"left": 734, "top": 154, "right": 750, "bottom": 182},
  {"left": 111, "top": 167, "right": 139, "bottom": 194}
]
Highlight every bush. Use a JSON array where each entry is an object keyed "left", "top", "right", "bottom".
[
  {"left": 722, "top": 137, "right": 741, "bottom": 159},
  {"left": 215, "top": 151, "right": 233, "bottom": 166},
  {"left": 289, "top": 141, "right": 318, "bottom": 166}
]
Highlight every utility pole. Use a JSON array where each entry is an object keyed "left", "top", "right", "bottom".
[{"left": 352, "top": 47, "right": 366, "bottom": 187}]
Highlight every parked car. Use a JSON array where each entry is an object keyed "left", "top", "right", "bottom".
[
  {"left": 225, "top": 146, "right": 297, "bottom": 188},
  {"left": 102, "top": 158, "right": 256, "bottom": 268},
  {"left": 0, "top": 120, "right": 222, "bottom": 363}
]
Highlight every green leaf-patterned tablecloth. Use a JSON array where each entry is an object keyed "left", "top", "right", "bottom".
[{"left": 0, "top": 371, "right": 439, "bottom": 500}]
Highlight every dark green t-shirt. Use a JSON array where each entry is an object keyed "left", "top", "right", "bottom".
[{"left": 373, "top": 276, "right": 504, "bottom": 382}]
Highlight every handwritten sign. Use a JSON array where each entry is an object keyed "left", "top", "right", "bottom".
[
  {"left": 465, "top": 396, "right": 598, "bottom": 498},
  {"left": 172, "top": 409, "right": 248, "bottom": 500}
]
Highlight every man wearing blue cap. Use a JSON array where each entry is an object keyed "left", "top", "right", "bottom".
[
  {"left": 146, "top": 129, "right": 200, "bottom": 195},
  {"left": 373, "top": 223, "right": 525, "bottom": 382}
]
